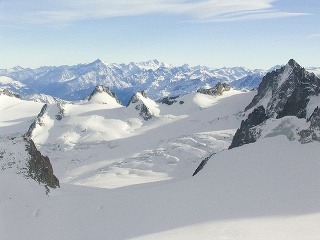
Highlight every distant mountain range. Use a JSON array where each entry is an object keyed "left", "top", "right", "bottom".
[
  {"left": 1, "top": 59, "right": 319, "bottom": 104},
  {"left": 0, "top": 59, "right": 265, "bottom": 104}
]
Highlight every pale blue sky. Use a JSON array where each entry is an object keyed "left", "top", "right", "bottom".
[{"left": 0, "top": 0, "right": 319, "bottom": 69}]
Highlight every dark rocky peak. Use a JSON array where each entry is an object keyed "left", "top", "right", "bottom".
[
  {"left": 229, "top": 59, "right": 320, "bottom": 149},
  {"left": 157, "top": 95, "right": 180, "bottom": 105},
  {"left": 0, "top": 88, "right": 21, "bottom": 99},
  {"left": 245, "top": 59, "right": 320, "bottom": 119},
  {"left": 87, "top": 85, "right": 121, "bottom": 104},
  {"left": 288, "top": 59, "right": 300, "bottom": 68},
  {"left": 197, "top": 82, "right": 231, "bottom": 96}
]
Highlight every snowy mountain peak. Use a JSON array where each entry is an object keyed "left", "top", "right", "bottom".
[
  {"left": 87, "top": 85, "right": 122, "bottom": 106},
  {"left": 127, "top": 90, "right": 160, "bottom": 120},
  {"left": 134, "top": 59, "right": 168, "bottom": 71}
]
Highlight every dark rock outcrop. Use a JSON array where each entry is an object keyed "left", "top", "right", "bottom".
[
  {"left": 299, "top": 106, "right": 320, "bottom": 143},
  {"left": 229, "top": 59, "right": 320, "bottom": 149},
  {"left": 55, "top": 103, "right": 65, "bottom": 121},
  {"left": 192, "top": 154, "right": 214, "bottom": 176},
  {"left": 25, "top": 138, "right": 60, "bottom": 193},
  {"left": 157, "top": 96, "right": 179, "bottom": 105},
  {"left": 229, "top": 106, "right": 267, "bottom": 149},
  {"left": 26, "top": 104, "right": 48, "bottom": 138},
  {"left": 0, "top": 89, "right": 21, "bottom": 99},
  {"left": 245, "top": 59, "right": 320, "bottom": 119},
  {"left": 197, "top": 82, "right": 231, "bottom": 96},
  {"left": 127, "top": 90, "right": 148, "bottom": 106}
]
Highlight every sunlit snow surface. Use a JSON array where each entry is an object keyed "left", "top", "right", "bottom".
[
  {"left": 28, "top": 89, "right": 249, "bottom": 189},
  {"left": 1, "top": 89, "right": 320, "bottom": 240}
]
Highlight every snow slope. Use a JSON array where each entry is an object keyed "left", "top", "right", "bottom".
[
  {"left": 1, "top": 87, "right": 320, "bottom": 240},
  {"left": 27, "top": 89, "right": 251, "bottom": 188},
  {"left": 2, "top": 137, "right": 320, "bottom": 240}
]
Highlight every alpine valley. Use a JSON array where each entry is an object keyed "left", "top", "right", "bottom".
[{"left": 1, "top": 59, "right": 320, "bottom": 240}]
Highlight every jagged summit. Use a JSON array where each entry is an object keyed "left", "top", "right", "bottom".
[
  {"left": 87, "top": 85, "right": 122, "bottom": 106},
  {"left": 127, "top": 90, "right": 148, "bottom": 106},
  {"left": 287, "top": 58, "right": 301, "bottom": 68},
  {"left": 245, "top": 59, "right": 320, "bottom": 118},
  {"left": 230, "top": 59, "right": 320, "bottom": 149},
  {"left": 127, "top": 90, "right": 160, "bottom": 120}
]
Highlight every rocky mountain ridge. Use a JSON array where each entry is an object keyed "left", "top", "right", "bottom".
[{"left": 230, "top": 59, "right": 320, "bottom": 148}]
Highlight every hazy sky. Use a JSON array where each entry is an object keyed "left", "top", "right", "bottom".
[{"left": 0, "top": 0, "right": 319, "bottom": 69}]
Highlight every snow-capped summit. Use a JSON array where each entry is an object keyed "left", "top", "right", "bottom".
[
  {"left": 127, "top": 90, "right": 160, "bottom": 120},
  {"left": 134, "top": 59, "right": 169, "bottom": 71},
  {"left": 87, "top": 85, "right": 122, "bottom": 107}
]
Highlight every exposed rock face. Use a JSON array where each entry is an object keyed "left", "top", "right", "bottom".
[
  {"left": 229, "top": 106, "right": 267, "bottom": 149},
  {"left": 135, "top": 104, "right": 153, "bottom": 121},
  {"left": 127, "top": 90, "right": 159, "bottom": 121},
  {"left": 157, "top": 96, "right": 179, "bottom": 105},
  {"left": 25, "top": 137, "right": 60, "bottom": 193},
  {"left": 197, "top": 82, "right": 231, "bottom": 96},
  {"left": 299, "top": 107, "right": 320, "bottom": 143},
  {"left": 127, "top": 90, "right": 148, "bottom": 105},
  {"left": 0, "top": 88, "right": 21, "bottom": 99},
  {"left": 26, "top": 104, "right": 48, "bottom": 138},
  {"left": 55, "top": 103, "right": 66, "bottom": 121},
  {"left": 87, "top": 85, "right": 121, "bottom": 104},
  {"left": 192, "top": 154, "right": 214, "bottom": 176},
  {"left": 230, "top": 59, "right": 320, "bottom": 149},
  {"left": 245, "top": 59, "right": 320, "bottom": 118}
]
